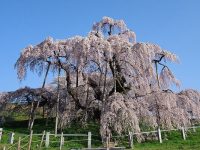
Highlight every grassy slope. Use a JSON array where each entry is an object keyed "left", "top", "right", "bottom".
[
  {"left": 0, "top": 117, "right": 200, "bottom": 150},
  {"left": 134, "top": 129, "right": 200, "bottom": 150},
  {"left": 0, "top": 118, "right": 102, "bottom": 149}
]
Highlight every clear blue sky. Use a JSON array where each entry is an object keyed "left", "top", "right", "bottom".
[{"left": 0, "top": 0, "right": 200, "bottom": 92}]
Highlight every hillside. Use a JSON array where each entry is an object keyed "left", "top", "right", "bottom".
[{"left": 0, "top": 118, "right": 200, "bottom": 149}]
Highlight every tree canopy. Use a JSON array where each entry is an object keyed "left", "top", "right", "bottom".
[{"left": 1, "top": 17, "right": 199, "bottom": 141}]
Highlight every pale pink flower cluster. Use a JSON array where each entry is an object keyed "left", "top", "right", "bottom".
[{"left": 11, "top": 17, "right": 200, "bottom": 141}]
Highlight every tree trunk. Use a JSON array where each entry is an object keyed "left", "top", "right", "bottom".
[
  {"left": 55, "top": 67, "right": 61, "bottom": 135},
  {"left": 155, "top": 62, "right": 160, "bottom": 89},
  {"left": 42, "top": 63, "right": 50, "bottom": 118},
  {"left": 28, "top": 102, "right": 34, "bottom": 129},
  {"left": 28, "top": 63, "right": 50, "bottom": 130},
  {"left": 30, "top": 101, "right": 40, "bottom": 130},
  {"left": 102, "top": 62, "right": 108, "bottom": 101},
  {"left": 114, "top": 61, "right": 116, "bottom": 93},
  {"left": 76, "top": 67, "right": 79, "bottom": 88}
]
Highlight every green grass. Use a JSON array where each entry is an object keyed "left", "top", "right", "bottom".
[
  {"left": 1, "top": 117, "right": 200, "bottom": 149},
  {"left": 133, "top": 129, "right": 200, "bottom": 150},
  {"left": 0, "top": 118, "right": 102, "bottom": 149}
]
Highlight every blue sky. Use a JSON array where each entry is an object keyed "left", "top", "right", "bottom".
[{"left": 0, "top": 0, "right": 200, "bottom": 92}]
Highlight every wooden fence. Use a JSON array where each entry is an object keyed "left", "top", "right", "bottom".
[
  {"left": 1, "top": 125, "right": 200, "bottom": 149},
  {"left": 112, "top": 126, "right": 200, "bottom": 149},
  {"left": 2, "top": 131, "right": 90, "bottom": 150}
]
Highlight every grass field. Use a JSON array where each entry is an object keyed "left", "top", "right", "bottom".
[{"left": 0, "top": 116, "right": 200, "bottom": 150}]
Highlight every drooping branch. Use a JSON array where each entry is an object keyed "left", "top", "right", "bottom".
[{"left": 14, "top": 17, "right": 185, "bottom": 140}]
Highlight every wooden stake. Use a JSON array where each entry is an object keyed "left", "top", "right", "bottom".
[
  {"left": 28, "top": 130, "right": 33, "bottom": 150},
  {"left": 182, "top": 127, "right": 186, "bottom": 140},
  {"left": 39, "top": 130, "right": 46, "bottom": 149},
  {"left": 17, "top": 137, "right": 21, "bottom": 150}
]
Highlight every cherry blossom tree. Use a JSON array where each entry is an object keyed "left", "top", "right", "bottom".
[{"left": 12, "top": 17, "right": 200, "bottom": 141}]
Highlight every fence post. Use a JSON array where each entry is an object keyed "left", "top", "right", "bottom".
[
  {"left": 88, "top": 132, "right": 91, "bottom": 148},
  {"left": 88, "top": 132, "right": 92, "bottom": 148},
  {"left": 0, "top": 128, "right": 2, "bottom": 141},
  {"left": 129, "top": 131, "right": 134, "bottom": 149},
  {"left": 106, "top": 134, "right": 110, "bottom": 150},
  {"left": 158, "top": 127, "right": 162, "bottom": 143},
  {"left": 17, "top": 137, "right": 21, "bottom": 150},
  {"left": 59, "top": 132, "right": 64, "bottom": 150},
  {"left": 181, "top": 127, "right": 186, "bottom": 140},
  {"left": 39, "top": 130, "right": 46, "bottom": 149},
  {"left": 28, "top": 130, "right": 33, "bottom": 150},
  {"left": 45, "top": 132, "right": 50, "bottom": 148},
  {"left": 106, "top": 136, "right": 109, "bottom": 150},
  {"left": 9, "top": 132, "right": 15, "bottom": 144},
  {"left": 62, "top": 137, "right": 65, "bottom": 146}
]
